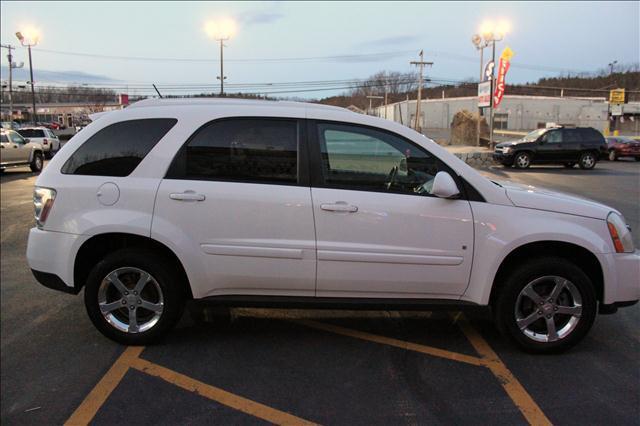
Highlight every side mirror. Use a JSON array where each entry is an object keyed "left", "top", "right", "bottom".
[
  {"left": 432, "top": 171, "right": 460, "bottom": 199},
  {"left": 24, "top": 138, "right": 30, "bottom": 143}
]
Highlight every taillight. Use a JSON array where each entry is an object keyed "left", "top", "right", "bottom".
[
  {"left": 43, "top": 138, "right": 49, "bottom": 145},
  {"left": 34, "top": 187, "right": 56, "bottom": 228}
]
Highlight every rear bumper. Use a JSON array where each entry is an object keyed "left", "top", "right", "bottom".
[{"left": 26, "top": 227, "right": 88, "bottom": 292}]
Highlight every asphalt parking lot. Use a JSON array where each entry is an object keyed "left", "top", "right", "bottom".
[{"left": 1, "top": 160, "right": 639, "bottom": 425}]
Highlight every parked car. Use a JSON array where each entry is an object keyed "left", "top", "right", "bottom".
[
  {"left": 1, "top": 121, "right": 21, "bottom": 130},
  {"left": 605, "top": 136, "right": 640, "bottom": 161},
  {"left": 0, "top": 129, "right": 44, "bottom": 172},
  {"left": 493, "top": 126, "right": 607, "bottom": 169},
  {"left": 18, "top": 126, "right": 61, "bottom": 159},
  {"left": 26, "top": 99, "right": 639, "bottom": 352}
]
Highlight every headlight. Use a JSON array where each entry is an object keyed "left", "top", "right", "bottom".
[
  {"left": 503, "top": 147, "right": 513, "bottom": 154},
  {"left": 34, "top": 186, "right": 56, "bottom": 228},
  {"left": 607, "top": 212, "right": 634, "bottom": 253}
]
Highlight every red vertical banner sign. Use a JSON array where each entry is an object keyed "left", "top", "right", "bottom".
[{"left": 493, "top": 47, "right": 514, "bottom": 108}]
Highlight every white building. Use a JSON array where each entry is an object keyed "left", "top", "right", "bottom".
[{"left": 373, "top": 95, "right": 640, "bottom": 134}]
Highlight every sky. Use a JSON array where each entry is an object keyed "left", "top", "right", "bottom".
[{"left": 1, "top": 1, "right": 639, "bottom": 98}]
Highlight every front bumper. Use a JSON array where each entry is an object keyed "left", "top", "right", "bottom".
[
  {"left": 26, "top": 227, "right": 88, "bottom": 292},
  {"left": 493, "top": 152, "right": 514, "bottom": 163},
  {"left": 598, "top": 249, "right": 640, "bottom": 304},
  {"left": 616, "top": 149, "right": 640, "bottom": 157}
]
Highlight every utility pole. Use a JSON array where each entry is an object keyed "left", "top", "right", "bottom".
[
  {"left": 216, "top": 38, "right": 228, "bottom": 96},
  {"left": 488, "top": 40, "right": 496, "bottom": 148},
  {"left": 366, "top": 95, "right": 384, "bottom": 115},
  {"left": 1, "top": 44, "right": 23, "bottom": 122},
  {"left": 384, "top": 86, "right": 388, "bottom": 120},
  {"left": 410, "top": 50, "right": 433, "bottom": 133}
]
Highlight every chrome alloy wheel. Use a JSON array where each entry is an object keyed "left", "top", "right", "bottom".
[
  {"left": 581, "top": 153, "right": 595, "bottom": 168},
  {"left": 515, "top": 276, "right": 583, "bottom": 343},
  {"left": 97, "top": 267, "right": 164, "bottom": 333},
  {"left": 515, "top": 153, "right": 530, "bottom": 168}
]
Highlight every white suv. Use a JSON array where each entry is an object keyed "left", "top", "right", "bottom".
[{"left": 26, "top": 99, "right": 639, "bottom": 352}]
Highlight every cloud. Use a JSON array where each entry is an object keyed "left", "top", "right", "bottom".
[
  {"left": 357, "top": 35, "right": 421, "bottom": 48},
  {"left": 1, "top": 66, "right": 118, "bottom": 84}
]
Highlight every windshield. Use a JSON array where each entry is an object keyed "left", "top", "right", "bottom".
[
  {"left": 522, "top": 128, "right": 547, "bottom": 142},
  {"left": 617, "top": 137, "right": 635, "bottom": 144}
]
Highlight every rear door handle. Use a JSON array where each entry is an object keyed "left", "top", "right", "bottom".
[
  {"left": 169, "top": 191, "right": 206, "bottom": 202},
  {"left": 320, "top": 201, "right": 358, "bottom": 213}
]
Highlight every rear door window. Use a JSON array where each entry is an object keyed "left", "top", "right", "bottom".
[
  {"left": 166, "top": 118, "right": 299, "bottom": 184},
  {"left": 61, "top": 118, "right": 177, "bottom": 176},
  {"left": 18, "top": 129, "right": 45, "bottom": 138}
]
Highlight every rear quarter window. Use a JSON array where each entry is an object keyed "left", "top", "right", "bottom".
[{"left": 61, "top": 118, "right": 177, "bottom": 176}]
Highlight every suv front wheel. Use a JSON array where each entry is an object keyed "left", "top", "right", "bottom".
[
  {"left": 494, "top": 257, "right": 597, "bottom": 353},
  {"left": 513, "top": 152, "right": 531, "bottom": 169},
  {"left": 578, "top": 152, "right": 597, "bottom": 169},
  {"left": 84, "top": 248, "right": 185, "bottom": 345}
]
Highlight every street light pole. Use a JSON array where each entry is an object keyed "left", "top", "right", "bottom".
[
  {"left": 489, "top": 39, "right": 496, "bottom": 148},
  {"left": 217, "top": 38, "right": 227, "bottom": 96},
  {"left": 472, "top": 35, "right": 489, "bottom": 147},
  {"left": 27, "top": 45, "right": 36, "bottom": 125},
  {"left": 15, "top": 30, "right": 39, "bottom": 125},
  {"left": 1, "top": 44, "right": 23, "bottom": 122}
]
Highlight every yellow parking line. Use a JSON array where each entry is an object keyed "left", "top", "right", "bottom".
[
  {"left": 130, "top": 357, "right": 317, "bottom": 426},
  {"left": 64, "top": 346, "right": 145, "bottom": 425},
  {"left": 296, "top": 319, "right": 485, "bottom": 366},
  {"left": 457, "top": 317, "right": 552, "bottom": 426}
]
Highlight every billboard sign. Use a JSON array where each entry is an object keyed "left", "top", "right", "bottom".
[
  {"left": 609, "top": 88, "right": 625, "bottom": 104},
  {"left": 478, "top": 81, "right": 492, "bottom": 108}
]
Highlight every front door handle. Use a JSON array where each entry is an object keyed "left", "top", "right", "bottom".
[
  {"left": 320, "top": 201, "right": 358, "bottom": 213},
  {"left": 169, "top": 191, "right": 206, "bottom": 202}
]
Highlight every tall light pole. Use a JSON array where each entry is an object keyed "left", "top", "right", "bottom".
[
  {"left": 471, "top": 34, "right": 490, "bottom": 147},
  {"left": 474, "top": 20, "right": 509, "bottom": 148},
  {"left": 205, "top": 18, "right": 236, "bottom": 96},
  {"left": 15, "top": 28, "right": 39, "bottom": 125},
  {"left": 608, "top": 60, "right": 618, "bottom": 76}
]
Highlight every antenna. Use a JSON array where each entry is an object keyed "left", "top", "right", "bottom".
[{"left": 152, "top": 84, "right": 163, "bottom": 98}]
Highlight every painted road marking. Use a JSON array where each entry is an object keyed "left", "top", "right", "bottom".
[
  {"left": 296, "top": 319, "right": 485, "bottom": 366},
  {"left": 65, "top": 345, "right": 316, "bottom": 425},
  {"left": 456, "top": 316, "right": 552, "bottom": 426},
  {"left": 297, "top": 315, "right": 551, "bottom": 426},
  {"left": 65, "top": 346, "right": 144, "bottom": 425},
  {"left": 67, "top": 311, "right": 550, "bottom": 425},
  {"left": 130, "top": 357, "right": 317, "bottom": 426}
]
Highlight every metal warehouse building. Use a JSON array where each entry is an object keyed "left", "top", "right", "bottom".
[{"left": 373, "top": 95, "right": 640, "bottom": 134}]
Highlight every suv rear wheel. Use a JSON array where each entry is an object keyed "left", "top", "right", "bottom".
[
  {"left": 494, "top": 257, "right": 597, "bottom": 353},
  {"left": 30, "top": 152, "right": 43, "bottom": 172},
  {"left": 514, "top": 152, "right": 531, "bottom": 169},
  {"left": 578, "top": 152, "right": 597, "bottom": 169},
  {"left": 84, "top": 248, "right": 185, "bottom": 345}
]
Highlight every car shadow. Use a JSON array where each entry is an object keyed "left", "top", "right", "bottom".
[{"left": 488, "top": 163, "right": 638, "bottom": 177}]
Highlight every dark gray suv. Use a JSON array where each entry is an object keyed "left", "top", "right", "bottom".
[{"left": 493, "top": 126, "right": 607, "bottom": 169}]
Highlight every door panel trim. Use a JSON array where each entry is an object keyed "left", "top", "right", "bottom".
[
  {"left": 201, "top": 243, "right": 304, "bottom": 259},
  {"left": 318, "top": 250, "right": 463, "bottom": 265}
]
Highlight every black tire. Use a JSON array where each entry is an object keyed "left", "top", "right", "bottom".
[
  {"left": 513, "top": 152, "right": 531, "bottom": 169},
  {"left": 578, "top": 151, "right": 597, "bottom": 169},
  {"left": 494, "top": 257, "right": 597, "bottom": 353},
  {"left": 30, "top": 152, "right": 43, "bottom": 172},
  {"left": 44, "top": 150, "right": 53, "bottom": 160},
  {"left": 84, "top": 248, "right": 186, "bottom": 345},
  {"left": 635, "top": 156, "right": 640, "bottom": 162},
  {"left": 563, "top": 162, "right": 575, "bottom": 168},
  {"left": 608, "top": 150, "right": 617, "bottom": 161}
]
